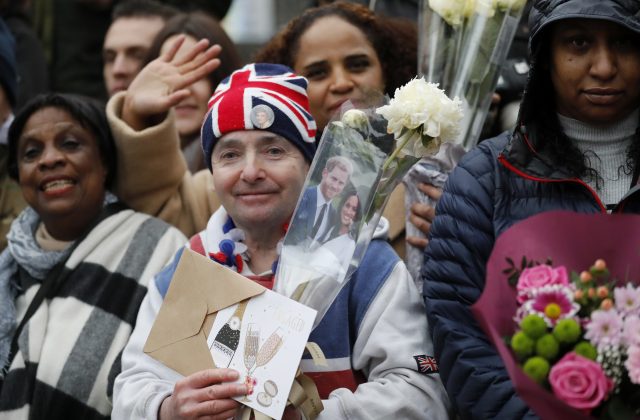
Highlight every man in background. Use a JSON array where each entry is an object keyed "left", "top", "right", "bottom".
[{"left": 103, "top": 0, "right": 178, "bottom": 97}]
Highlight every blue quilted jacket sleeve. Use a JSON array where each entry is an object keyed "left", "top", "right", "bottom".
[{"left": 421, "top": 137, "right": 538, "bottom": 419}]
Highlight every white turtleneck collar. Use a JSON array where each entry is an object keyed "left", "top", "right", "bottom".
[
  {"left": 557, "top": 109, "right": 640, "bottom": 208},
  {"left": 558, "top": 109, "right": 639, "bottom": 147}
]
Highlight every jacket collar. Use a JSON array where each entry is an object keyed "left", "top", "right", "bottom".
[
  {"left": 499, "top": 129, "right": 640, "bottom": 212},
  {"left": 500, "top": 128, "right": 576, "bottom": 181}
]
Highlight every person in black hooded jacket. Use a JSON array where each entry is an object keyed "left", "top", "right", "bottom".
[{"left": 421, "top": 0, "right": 640, "bottom": 418}]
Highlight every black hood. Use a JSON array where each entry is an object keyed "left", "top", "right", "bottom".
[
  {"left": 529, "top": 0, "right": 640, "bottom": 53},
  {"left": 506, "top": 0, "right": 640, "bottom": 179},
  {"left": 528, "top": 0, "right": 640, "bottom": 54},
  {"left": 516, "top": 0, "right": 640, "bottom": 139}
]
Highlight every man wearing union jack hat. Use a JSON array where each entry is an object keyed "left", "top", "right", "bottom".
[{"left": 107, "top": 38, "right": 450, "bottom": 419}]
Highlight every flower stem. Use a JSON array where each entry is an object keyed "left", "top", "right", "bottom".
[{"left": 382, "top": 130, "right": 415, "bottom": 171}]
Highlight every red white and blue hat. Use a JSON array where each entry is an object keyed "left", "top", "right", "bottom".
[{"left": 201, "top": 63, "right": 317, "bottom": 171}]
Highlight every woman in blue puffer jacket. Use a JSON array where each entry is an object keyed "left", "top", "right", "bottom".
[{"left": 422, "top": 0, "right": 640, "bottom": 418}]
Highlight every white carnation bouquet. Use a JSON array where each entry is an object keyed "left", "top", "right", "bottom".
[
  {"left": 377, "top": 78, "right": 463, "bottom": 162},
  {"left": 407, "top": 0, "right": 526, "bottom": 279},
  {"left": 419, "top": 0, "right": 526, "bottom": 149},
  {"left": 275, "top": 80, "right": 462, "bottom": 327}
]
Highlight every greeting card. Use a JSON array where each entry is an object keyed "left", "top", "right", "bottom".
[{"left": 207, "top": 289, "right": 317, "bottom": 419}]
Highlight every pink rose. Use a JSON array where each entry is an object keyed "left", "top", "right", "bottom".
[
  {"left": 517, "top": 265, "right": 569, "bottom": 303},
  {"left": 549, "top": 352, "right": 613, "bottom": 412}
]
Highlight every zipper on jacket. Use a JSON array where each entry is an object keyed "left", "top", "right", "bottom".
[{"left": 498, "top": 154, "right": 607, "bottom": 213}]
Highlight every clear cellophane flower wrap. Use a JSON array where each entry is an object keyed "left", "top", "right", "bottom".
[
  {"left": 418, "top": 0, "right": 474, "bottom": 93},
  {"left": 275, "top": 98, "right": 388, "bottom": 328},
  {"left": 276, "top": 81, "right": 463, "bottom": 327},
  {"left": 402, "top": 143, "right": 466, "bottom": 285},
  {"left": 471, "top": 211, "right": 640, "bottom": 419},
  {"left": 409, "top": 0, "right": 525, "bottom": 281},
  {"left": 452, "top": 0, "right": 526, "bottom": 149},
  {"left": 419, "top": 0, "right": 526, "bottom": 150}
]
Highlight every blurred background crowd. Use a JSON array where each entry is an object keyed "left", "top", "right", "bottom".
[{"left": 0, "top": 0, "right": 531, "bottom": 251}]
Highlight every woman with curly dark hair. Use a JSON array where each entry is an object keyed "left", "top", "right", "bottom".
[
  {"left": 255, "top": 2, "right": 419, "bottom": 258},
  {"left": 255, "top": 1, "right": 417, "bottom": 131}
]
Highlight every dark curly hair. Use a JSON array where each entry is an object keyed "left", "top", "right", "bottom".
[
  {"left": 254, "top": 1, "right": 417, "bottom": 99},
  {"left": 517, "top": 27, "right": 640, "bottom": 186}
]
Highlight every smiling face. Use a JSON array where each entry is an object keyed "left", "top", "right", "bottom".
[
  {"left": 16, "top": 107, "right": 107, "bottom": 240},
  {"left": 549, "top": 19, "right": 640, "bottom": 125},
  {"left": 340, "top": 194, "right": 359, "bottom": 227},
  {"left": 320, "top": 166, "right": 349, "bottom": 201},
  {"left": 211, "top": 131, "right": 309, "bottom": 233},
  {"left": 293, "top": 16, "right": 384, "bottom": 130},
  {"left": 161, "top": 34, "right": 213, "bottom": 140}
]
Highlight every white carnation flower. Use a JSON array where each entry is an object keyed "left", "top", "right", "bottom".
[
  {"left": 430, "top": 0, "right": 520, "bottom": 23},
  {"left": 463, "top": 0, "right": 478, "bottom": 18},
  {"left": 429, "top": 0, "right": 469, "bottom": 26},
  {"left": 474, "top": 0, "right": 497, "bottom": 17},
  {"left": 341, "top": 109, "right": 369, "bottom": 133},
  {"left": 376, "top": 78, "right": 463, "bottom": 147},
  {"left": 496, "top": 0, "right": 526, "bottom": 12}
]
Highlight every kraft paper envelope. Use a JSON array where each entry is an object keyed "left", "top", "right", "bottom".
[{"left": 143, "top": 248, "right": 266, "bottom": 376}]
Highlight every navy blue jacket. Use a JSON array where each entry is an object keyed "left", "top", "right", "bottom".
[{"left": 421, "top": 131, "right": 640, "bottom": 419}]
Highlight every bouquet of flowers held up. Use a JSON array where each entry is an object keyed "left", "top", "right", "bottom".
[
  {"left": 408, "top": 0, "right": 524, "bottom": 279},
  {"left": 373, "top": 78, "right": 462, "bottom": 225},
  {"left": 510, "top": 259, "right": 640, "bottom": 418},
  {"left": 472, "top": 211, "right": 640, "bottom": 419},
  {"left": 275, "top": 78, "right": 462, "bottom": 327},
  {"left": 419, "top": 0, "right": 526, "bottom": 149}
]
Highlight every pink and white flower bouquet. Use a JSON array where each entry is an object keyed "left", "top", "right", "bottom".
[{"left": 472, "top": 211, "right": 640, "bottom": 419}]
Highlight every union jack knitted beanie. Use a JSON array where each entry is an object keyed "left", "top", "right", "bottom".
[{"left": 201, "top": 63, "right": 317, "bottom": 171}]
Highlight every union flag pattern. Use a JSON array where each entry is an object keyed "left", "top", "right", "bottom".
[
  {"left": 414, "top": 355, "right": 439, "bottom": 374},
  {"left": 206, "top": 63, "right": 316, "bottom": 142}
]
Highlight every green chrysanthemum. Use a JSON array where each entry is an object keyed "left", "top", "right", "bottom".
[
  {"left": 511, "top": 331, "right": 534, "bottom": 359},
  {"left": 523, "top": 356, "right": 550, "bottom": 384},
  {"left": 535, "top": 334, "right": 559, "bottom": 360},
  {"left": 553, "top": 318, "right": 581, "bottom": 344},
  {"left": 574, "top": 341, "right": 598, "bottom": 361},
  {"left": 520, "top": 314, "right": 547, "bottom": 339}
]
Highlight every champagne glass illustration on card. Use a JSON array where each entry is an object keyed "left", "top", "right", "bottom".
[
  {"left": 242, "top": 323, "right": 260, "bottom": 400},
  {"left": 255, "top": 327, "right": 284, "bottom": 369}
]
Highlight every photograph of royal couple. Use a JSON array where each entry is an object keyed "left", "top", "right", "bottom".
[{"left": 293, "top": 155, "right": 362, "bottom": 274}]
